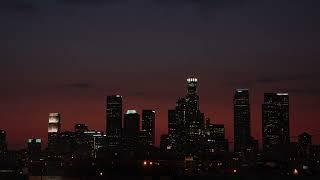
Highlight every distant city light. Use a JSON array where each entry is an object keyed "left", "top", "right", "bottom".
[{"left": 233, "top": 169, "right": 238, "bottom": 173}]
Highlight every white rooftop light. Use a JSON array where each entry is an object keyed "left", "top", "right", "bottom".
[
  {"left": 187, "top": 78, "right": 198, "bottom": 83},
  {"left": 49, "top": 113, "right": 60, "bottom": 116},
  {"left": 236, "top": 89, "right": 249, "bottom": 92},
  {"left": 126, "top": 110, "right": 138, "bottom": 114},
  {"left": 277, "top": 93, "right": 289, "bottom": 96}
]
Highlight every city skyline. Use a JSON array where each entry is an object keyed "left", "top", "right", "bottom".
[{"left": 2, "top": 77, "right": 320, "bottom": 150}]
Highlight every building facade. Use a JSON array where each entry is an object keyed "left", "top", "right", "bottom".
[{"left": 262, "top": 93, "right": 290, "bottom": 154}]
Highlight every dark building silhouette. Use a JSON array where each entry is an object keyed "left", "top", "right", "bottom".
[
  {"left": 48, "top": 113, "right": 61, "bottom": 151},
  {"left": 57, "top": 131, "right": 76, "bottom": 155},
  {"left": 142, "top": 110, "right": 156, "bottom": 146},
  {"left": 262, "top": 93, "right": 290, "bottom": 155},
  {"left": 124, "top": 110, "right": 140, "bottom": 138},
  {"left": 123, "top": 110, "right": 140, "bottom": 150},
  {"left": 298, "top": 132, "right": 312, "bottom": 159},
  {"left": 74, "top": 123, "right": 89, "bottom": 133},
  {"left": 106, "top": 95, "right": 122, "bottom": 133},
  {"left": 0, "top": 130, "right": 7, "bottom": 154},
  {"left": 168, "top": 109, "right": 177, "bottom": 150},
  {"left": 27, "top": 138, "right": 41, "bottom": 160},
  {"left": 205, "top": 122, "right": 229, "bottom": 154},
  {"left": 233, "top": 89, "right": 251, "bottom": 152},
  {"left": 160, "top": 134, "right": 171, "bottom": 151},
  {"left": 310, "top": 145, "right": 320, "bottom": 163},
  {"left": 106, "top": 95, "right": 122, "bottom": 148}
]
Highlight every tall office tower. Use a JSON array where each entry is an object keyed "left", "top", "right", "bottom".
[
  {"left": 27, "top": 138, "right": 42, "bottom": 160},
  {"left": 233, "top": 89, "right": 251, "bottom": 152},
  {"left": 262, "top": 93, "right": 290, "bottom": 153},
  {"left": 106, "top": 95, "right": 122, "bottom": 133},
  {"left": 174, "top": 98, "right": 188, "bottom": 152},
  {"left": 124, "top": 110, "right": 140, "bottom": 137},
  {"left": 106, "top": 95, "right": 122, "bottom": 148},
  {"left": 298, "top": 132, "right": 312, "bottom": 159},
  {"left": 0, "top": 130, "right": 7, "bottom": 153},
  {"left": 142, "top": 110, "right": 156, "bottom": 146},
  {"left": 168, "top": 77, "right": 205, "bottom": 154},
  {"left": 48, "top": 113, "right": 61, "bottom": 149},
  {"left": 168, "top": 109, "right": 178, "bottom": 150}
]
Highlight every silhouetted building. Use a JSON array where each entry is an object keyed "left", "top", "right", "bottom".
[
  {"left": 124, "top": 110, "right": 140, "bottom": 137},
  {"left": 106, "top": 95, "right": 122, "bottom": 133},
  {"left": 56, "top": 131, "right": 76, "bottom": 156},
  {"left": 234, "top": 89, "right": 251, "bottom": 152},
  {"left": 168, "top": 109, "right": 178, "bottom": 151},
  {"left": 310, "top": 145, "right": 320, "bottom": 162},
  {"left": 298, "top": 132, "right": 312, "bottom": 159},
  {"left": 27, "top": 138, "right": 41, "bottom": 160},
  {"left": 0, "top": 130, "right": 7, "bottom": 154},
  {"left": 74, "top": 123, "right": 89, "bottom": 133},
  {"left": 123, "top": 110, "right": 140, "bottom": 149},
  {"left": 160, "top": 134, "right": 171, "bottom": 151},
  {"left": 48, "top": 113, "right": 61, "bottom": 150},
  {"left": 262, "top": 93, "right": 290, "bottom": 156},
  {"left": 106, "top": 95, "right": 122, "bottom": 148},
  {"left": 142, "top": 110, "right": 156, "bottom": 146},
  {"left": 205, "top": 123, "right": 229, "bottom": 154}
]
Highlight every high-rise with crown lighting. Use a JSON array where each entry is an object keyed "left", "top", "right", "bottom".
[{"left": 48, "top": 113, "right": 61, "bottom": 149}]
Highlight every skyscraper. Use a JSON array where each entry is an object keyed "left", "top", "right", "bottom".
[
  {"left": 106, "top": 95, "right": 122, "bottom": 148},
  {"left": 48, "top": 113, "right": 61, "bottom": 149},
  {"left": 123, "top": 110, "right": 140, "bottom": 149},
  {"left": 262, "top": 93, "right": 290, "bottom": 153},
  {"left": 233, "top": 89, "right": 251, "bottom": 152},
  {"left": 0, "top": 130, "right": 7, "bottom": 154},
  {"left": 142, "top": 110, "right": 156, "bottom": 146},
  {"left": 106, "top": 95, "right": 122, "bottom": 133},
  {"left": 168, "top": 77, "right": 205, "bottom": 155},
  {"left": 123, "top": 110, "right": 140, "bottom": 138}
]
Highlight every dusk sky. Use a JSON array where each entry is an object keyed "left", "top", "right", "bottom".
[{"left": 1, "top": 0, "right": 320, "bottom": 149}]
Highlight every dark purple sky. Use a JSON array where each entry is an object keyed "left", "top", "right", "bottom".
[{"left": 1, "top": 0, "right": 320, "bottom": 149}]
